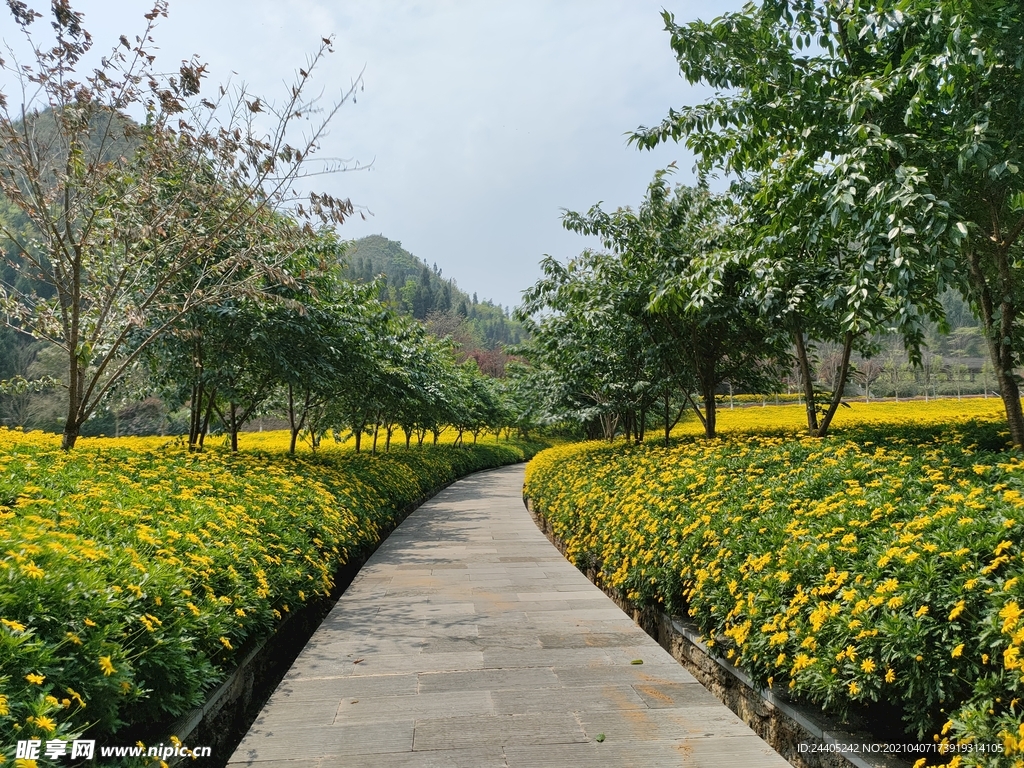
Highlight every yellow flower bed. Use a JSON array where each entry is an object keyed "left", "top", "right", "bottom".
[
  {"left": 525, "top": 402, "right": 1021, "bottom": 763},
  {"left": 675, "top": 397, "right": 1005, "bottom": 436},
  {"left": 0, "top": 429, "right": 538, "bottom": 759}
]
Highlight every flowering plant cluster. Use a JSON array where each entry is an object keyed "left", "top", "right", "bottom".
[
  {"left": 0, "top": 429, "right": 535, "bottom": 761},
  {"left": 524, "top": 403, "right": 1023, "bottom": 767}
]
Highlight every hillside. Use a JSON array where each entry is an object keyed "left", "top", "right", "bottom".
[{"left": 344, "top": 235, "right": 526, "bottom": 354}]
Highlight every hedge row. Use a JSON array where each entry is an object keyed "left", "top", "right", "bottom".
[
  {"left": 0, "top": 430, "right": 540, "bottom": 758},
  {"left": 524, "top": 422, "right": 1023, "bottom": 765}
]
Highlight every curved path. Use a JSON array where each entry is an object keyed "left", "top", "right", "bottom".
[{"left": 228, "top": 464, "right": 790, "bottom": 767}]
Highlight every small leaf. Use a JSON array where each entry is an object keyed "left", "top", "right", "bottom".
[
  {"left": 595, "top": 733, "right": 606, "bottom": 743},
  {"left": 630, "top": 659, "right": 644, "bottom": 665}
]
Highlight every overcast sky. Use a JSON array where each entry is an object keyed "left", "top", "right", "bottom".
[{"left": 3, "top": 1, "right": 741, "bottom": 309}]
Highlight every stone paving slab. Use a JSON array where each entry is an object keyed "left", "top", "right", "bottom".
[{"left": 228, "top": 464, "right": 790, "bottom": 767}]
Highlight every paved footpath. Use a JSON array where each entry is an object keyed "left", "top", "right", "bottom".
[{"left": 228, "top": 464, "right": 790, "bottom": 768}]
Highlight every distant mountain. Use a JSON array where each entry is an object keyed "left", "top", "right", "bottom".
[{"left": 344, "top": 235, "right": 526, "bottom": 356}]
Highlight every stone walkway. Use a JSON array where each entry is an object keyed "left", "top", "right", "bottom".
[{"left": 228, "top": 464, "right": 790, "bottom": 767}]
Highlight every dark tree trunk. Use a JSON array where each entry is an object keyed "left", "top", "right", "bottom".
[
  {"left": 699, "top": 368, "right": 717, "bottom": 439},
  {"left": 967, "top": 246, "right": 1024, "bottom": 449},
  {"left": 198, "top": 389, "right": 216, "bottom": 450},
  {"left": 815, "top": 331, "right": 854, "bottom": 438},
  {"left": 229, "top": 401, "right": 240, "bottom": 452},
  {"left": 288, "top": 385, "right": 308, "bottom": 455},
  {"left": 664, "top": 392, "right": 672, "bottom": 446},
  {"left": 793, "top": 326, "right": 819, "bottom": 434},
  {"left": 188, "top": 382, "right": 203, "bottom": 450}
]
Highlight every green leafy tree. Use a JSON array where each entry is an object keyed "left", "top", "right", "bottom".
[
  {"left": 631, "top": 1, "right": 964, "bottom": 437},
  {"left": 559, "top": 174, "right": 786, "bottom": 438}
]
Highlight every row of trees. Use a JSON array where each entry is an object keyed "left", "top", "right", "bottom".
[
  {"left": 519, "top": 0, "right": 1024, "bottom": 447},
  {"left": 0, "top": 2, "right": 537, "bottom": 451},
  {"left": 518, "top": 177, "right": 786, "bottom": 441},
  {"left": 144, "top": 237, "right": 538, "bottom": 454}
]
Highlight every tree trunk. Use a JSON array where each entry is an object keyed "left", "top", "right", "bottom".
[
  {"left": 815, "top": 331, "right": 854, "bottom": 438},
  {"left": 793, "top": 327, "right": 819, "bottom": 434},
  {"left": 967, "top": 247, "right": 1024, "bottom": 448},
  {"left": 229, "top": 401, "right": 239, "bottom": 452},
  {"left": 288, "top": 385, "right": 299, "bottom": 455},
  {"left": 62, "top": 357, "right": 84, "bottom": 450},
  {"left": 61, "top": 420, "right": 80, "bottom": 450},
  {"left": 702, "top": 383, "right": 716, "bottom": 439},
  {"left": 198, "top": 389, "right": 216, "bottom": 450},
  {"left": 664, "top": 391, "right": 671, "bottom": 446},
  {"left": 354, "top": 428, "right": 362, "bottom": 453},
  {"left": 189, "top": 382, "right": 202, "bottom": 449}
]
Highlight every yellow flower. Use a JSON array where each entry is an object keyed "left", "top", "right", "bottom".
[
  {"left": 952, "top": 644, "right": 965, "bottom": 658},
  {"left": 884, "top": 669, "right": 896, "bottom": 683},
  {"left": 25, "top": 673, "right": 45, "bottom": 685},
  {"left": 219, "top": 636, "right": 233, "bottom": 651},
  {"left": 1005, "top": 646, "right": 1021, "bottom": 670},
  {"left": 0, "top": 693, "right": 8, "bottom": 715},
  {"left": 99, "top": 656, "right": 116, "bottom": 676},
  {"left": 949, "top": 601, "right": 965, "bottom": 620},
  {"left": 848, "top": 681, "right": 860, "bottom": 696},
  {"left": 1, "top": 618, "right": 26, "bottom": 633},
  {"left": 34, "top": 716, "right": 56, "bottom": 733},
  {"left": 860, "top": 659, "right": 876, "bottom": 674},
  {"left": 1002, "top": 602, "right": 1023, "bottom": 633}
]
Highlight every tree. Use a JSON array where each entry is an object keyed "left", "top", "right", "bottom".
[
  {"left": 518, "top": 249, "right": 662, "bottom": 441},
  {"left": 0, "top": 1, "right": 360, "bottom": 448},
  {"left": 631, "top": 1, "right": 956, "bottom": 437},
  {"left": 559, "top": 174, "right": 786, "bottom": 438}
]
